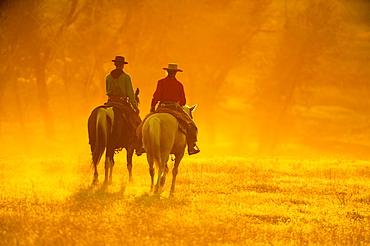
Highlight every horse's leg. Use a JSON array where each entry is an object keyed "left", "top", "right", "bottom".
[
  {"left": 148, "top": 160, "right": 155, "bottom": 192},
  {"left": 109, "top": 153, "right": 115, "bottom": 184},
  {"left": 126, "top": 147, "right": 134, "bottom": 183},
  {"left": 154, "top": 163, "right": 164, "bottom": 194},
  {"left": 93, "top": 162, "right": 99, "bottom": 185},
  {"left": 104, "top": 157, "right": 109, "bottom": 186},
  {"left": 146, "top": 154, "right": 155, "bottom": 192},
  {"left": 160, "top": 155, "right": 170, "bottom": 188},
  {"left": 104, "top": 150, "right": 114, "bottom": 186},
  {"left": 170, "top": 152, "right": 184, "bottom": 196}
]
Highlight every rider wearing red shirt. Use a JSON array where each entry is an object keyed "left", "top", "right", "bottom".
[
  {"left": 151, "top": 76, "right": 186, "bottom": 108},
  {"left": 150, "top": 63, "right": 200, "bottom": 155}
]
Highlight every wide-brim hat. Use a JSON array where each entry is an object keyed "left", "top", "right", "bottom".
[
  {"left": 163, "top": 63, "right": 183, "bottom": 72},
  {"left": 112, "top": 56, "right": 128, "bottom": 64}
]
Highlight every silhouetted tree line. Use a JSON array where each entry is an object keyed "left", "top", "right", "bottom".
[{"left": 1, "top": 0, "right": 369, "bottom": 155}]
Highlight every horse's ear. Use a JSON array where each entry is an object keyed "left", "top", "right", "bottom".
[
  {"left": 135, "top": 88, "right": 140, "bottom": 96},
  {"left": 190, "top": 104, "right": 197, "bottom": 112}
]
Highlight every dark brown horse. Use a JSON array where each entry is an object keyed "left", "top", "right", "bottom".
[{"left": 87, "top": 89, "right": 140, "bottom": 185}]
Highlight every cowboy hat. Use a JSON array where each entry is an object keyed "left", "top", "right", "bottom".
[
  {"left": 163, "top": 63, "right": 183, "bottom": 72},
  {"left": 112, "top": 56, "right": 128, "bottom": 64}
]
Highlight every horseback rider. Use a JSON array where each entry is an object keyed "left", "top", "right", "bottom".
[
  {"left": 105, "top": 56, "right": 144, "bottom": 155},
  {"left": 150, "top": 63, "right": 200, "bottom": 155}
]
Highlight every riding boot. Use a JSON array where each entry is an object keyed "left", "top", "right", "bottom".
[{"left": 187, "top": 124, "right": 200, "bottom": 155}]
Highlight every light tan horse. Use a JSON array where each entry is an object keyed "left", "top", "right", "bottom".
[{"left": 142, "top": 105, "right": 197, "bottom": 196}]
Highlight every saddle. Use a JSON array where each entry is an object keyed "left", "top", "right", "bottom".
[
  {"left": 100, "top": 102, "right": 136, "bottom": 154},
  {"left": 143, "top": 107, "right": 193, "bottom": 134},
  {"left": 104, "top": 101, "right": 138, "bottom": 142},
  {"left": 104, "top": 101, "right": 134, "bottom": 116}
]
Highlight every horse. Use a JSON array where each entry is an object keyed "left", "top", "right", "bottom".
[
  {"left": 142, "top": 104, "right": 197, "bottom": 196},
  {"left": 87, "top": 88, "right": 140, "bottom": 186}
]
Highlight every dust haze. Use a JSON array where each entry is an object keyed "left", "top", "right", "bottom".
[{"left": 1, "top": 0, "right": 370, "bottom": 159}]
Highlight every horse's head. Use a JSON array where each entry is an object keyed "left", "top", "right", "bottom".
[
  {"left": 135, "top": 88, "right": 140, "bottom": 104},
  {"left": 182, "top": 104, "right": 197, "bottom": 119}
]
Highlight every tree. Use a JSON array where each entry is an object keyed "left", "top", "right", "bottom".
[
  {"left": 252, "top": 0, "right": 339, "bottom": 154},
  {"left": 0, "top": 0, "right": 82, "bottom": 137},
  {"left": 152, "top": 0, "right": 272, "bottom": 143}
]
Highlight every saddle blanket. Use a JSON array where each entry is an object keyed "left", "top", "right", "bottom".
[{"left": 143, "top": 108, "right": 193, "bottom": 134}]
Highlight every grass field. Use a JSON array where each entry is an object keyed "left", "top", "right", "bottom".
[{"left": 1, "top": 143, "right": 370, "bottom": 245}]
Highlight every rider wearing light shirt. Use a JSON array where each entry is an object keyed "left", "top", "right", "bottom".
[
  {"left": 106, "top": 56, "right": 143, "bottom": 155},
  {"left": 106, "top": 56, "right": 139, "bottom": 112}
]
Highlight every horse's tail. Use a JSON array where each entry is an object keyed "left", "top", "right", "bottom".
[
  {"left": 144, "top": 117, "right": 162, "bottom": 167},
  {"left": 92, "top": 108, "right": 114, "bottom": 166}
]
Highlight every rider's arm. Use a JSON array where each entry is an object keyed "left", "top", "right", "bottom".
[
  {"left": 178, "top": 83, "right": 186, "bottom": 106},
  {"left": 151, "top": 80, "right": 163, "bottom": 108},
  {"left": 105, "top": 75, "right": 112, "bottom": 95},
  {"left": 125, "top": 74, "right": 138, "bottom": 110}
]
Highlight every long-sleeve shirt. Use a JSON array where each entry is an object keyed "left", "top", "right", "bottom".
[
  {"left": 151, "top": 77, "right": 186, "bottom": 107},
  {"left": 106, "top": 69, "right": 138, "bottom": 110}
]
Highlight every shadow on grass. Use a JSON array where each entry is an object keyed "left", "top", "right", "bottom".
[
  {"left": 242, "top": 214, "right": 291, "bottom": 224},
  {"left": 133, "top": 192, "right": 190, "bottom": 208},
  {"left": 66, "top": 183, "right": 190, "bottom": 212},
  {"left": 67, "top": 183, "right": 127, "bottom": 211}
]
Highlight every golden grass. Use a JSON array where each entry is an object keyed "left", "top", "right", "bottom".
[{"left": 1, "top": 150, "right": 370, "bottom": 245}]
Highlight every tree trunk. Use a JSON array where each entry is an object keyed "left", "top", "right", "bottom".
[
  {"left": 13, "top": 67, "right": 28, "bottom": 136},
  {"left": 35, "top": 60, "right": 55, "bottom": 139}
]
